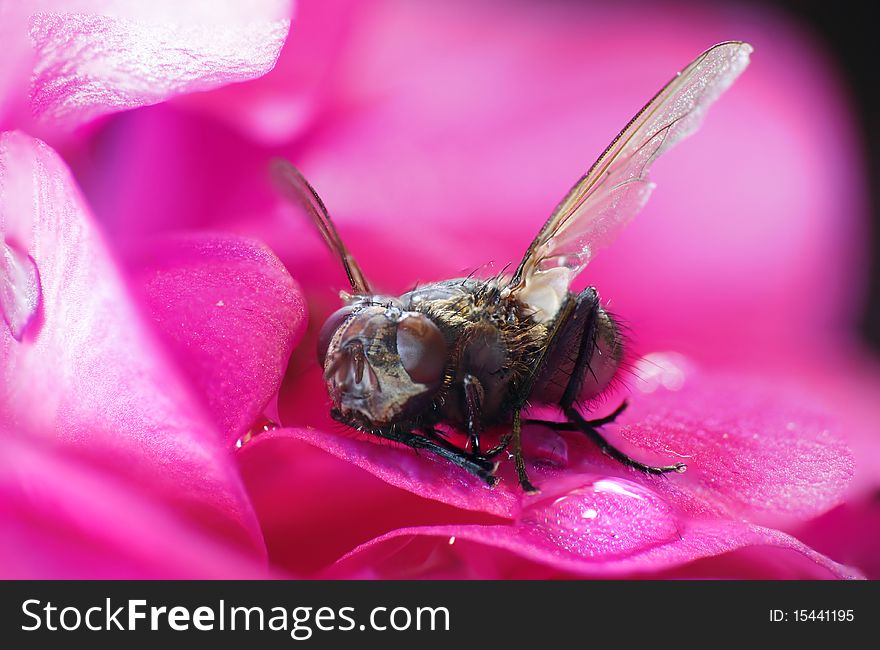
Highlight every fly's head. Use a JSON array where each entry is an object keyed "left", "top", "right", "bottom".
[{"left": 318, "top": 297, "right": 448, "bottom": 428}]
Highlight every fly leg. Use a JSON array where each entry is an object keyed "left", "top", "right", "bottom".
[
  {"left": 525, "top": 400, "right": 629, "bottom": 430},
  {"left": 511, "top": 410, "right": 538, "bottom": 493},
  {"left": 582, "top": 399, "right": 628, "bottom": 427},
  {"left": 331, "top": 409, "right": 498, "bottom": 485},
  {"left": 527, "top": 405, "right": 685, "bottom": 474},
  {"left": 462, "top": 373, "right": 484, "bottom": 455},
  {"left": 461, "top": 373, "right": 527, "bottom": 487},
  {"left": 483, "top": 433, "right": 511, "bottom": 459},
  {"left": 563, "top": 406, "right": 685, "bottom": 474},
  {"left": 468, "top": 411, "right": 536, "bottom": 492},
  {"left": 419, "top": 427, "right": 502, "bottom": 484},
  {"left": 554, "top": 289, "right": 686, "bottom": 476}
]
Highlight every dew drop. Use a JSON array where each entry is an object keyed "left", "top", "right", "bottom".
[
  {"left": 0, "top": 240, "right": 41, "bottom": 341},
  {"left": 519, "top": 477, "right": 680, "bottom": 560},
  {"left": 581, "top": 508, "right": 599, "bottom": 520},
  {"left": 235, "top": 416, "right": 279, "bottom": 448}
]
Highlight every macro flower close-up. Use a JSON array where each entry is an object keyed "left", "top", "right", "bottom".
[{"left": 1, "top": 0, "right": 878, "bottom": 583}]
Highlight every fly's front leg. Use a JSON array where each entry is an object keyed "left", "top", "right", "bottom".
[
  {"left": 483, "top": 433, "right": 512, "bottom": 459},
  {"left": 462, "top": 373, "right": 484, "bottom": 455},
  {"left": 417, "top": 427, "right": 501, "bottom": 484},
  {"left": 330, "top": 409, "right": 498, "bottom": 485},
  {"left": 462, "top": 410, "right": 532, "bottom": 490},
  {"left": 462, "top": 374, "right": 533, "bottom": 490}
]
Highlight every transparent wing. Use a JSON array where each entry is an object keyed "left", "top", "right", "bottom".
[
  {"left": 271, "top": 159, "right": 372, "bottom": 294},
  {"left": 510, "top": 42, "right": 752, "bottom": 320}
]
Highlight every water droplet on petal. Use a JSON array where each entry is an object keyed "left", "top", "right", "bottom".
[
  {"left": 0, "top": 240, "right": 41, "bottom": 341},
  {"left": 581, "top": 508, "right": 599, "bottom": 520},
  {"left": 519, "top": 477, "right": 680, "bottom": 560},
  {"left": 235, "top": 415, "right": 279, "bottom": 448}
]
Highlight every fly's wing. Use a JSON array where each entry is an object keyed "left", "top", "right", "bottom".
[
  {"left": 271, "top": 159, "right": 372, "bottom": 294},
  {"left": 509, "top": 41, "right": 752, "bottom": 321}
]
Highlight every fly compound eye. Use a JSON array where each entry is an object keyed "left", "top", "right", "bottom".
[
  {"left": 317, "top": 306, "right": 355, "bottom": 364},
  {"left": 396, "top": 314, "right": 447, "bottom": 386}
]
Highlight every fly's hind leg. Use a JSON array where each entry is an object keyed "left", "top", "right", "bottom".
[
  {"left": 525, "top": 400, "right": 629, "bottom": 430},
  {"left": 553, "top": 288, "right": 686, "bottom": 476},
  {"left": 527, "top": 402, "right": 684, "bottom": 474},
  {"left": 582, "top": 399, "right": 628, "bottom": 427},
  {"left": 563, "top": 406, "right": 686, "bottom": 475}
]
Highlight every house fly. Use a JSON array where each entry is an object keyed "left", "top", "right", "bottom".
[{"left": 273, "top": 41, "right": 752, "bottom": 491}]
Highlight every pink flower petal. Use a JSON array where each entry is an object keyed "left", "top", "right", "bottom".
[
  {"left": 786, "top": 351, "right": 880, "bottom": 496},
  {"left": 796, "top": 496, "right": 880, "bottom": 580},
  {"left": 0, "top": 3, "right": 32, "bottom": 131},
  {"left": 782, "top": 354, "right": 880, "bottom": 580},
  {"left": 22, "top": 0, "right": 292, "bottom": 129},
  {"left": 0, "top": 434, "right": 267, "bottom": 579},
  {"left": 174, "top": 0, "right": 363, "bottom": 145},
  {"left": 133, "top": 234, "right": 307, "bottom": 444},
  {"left": 237, "top": 432, "right": 503, "bottom": 575},
  {"left": 325, "top": 520, "right": 860, "bottom": 579},
  {"left": 609, "top": 354, "right": 855, "bottom": 523},
  {"left": 0, "top": 131, "right": 263, "bottom": 555},
  {"left": 254, "top": 427, "right": 517, "bottom": 519}
]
